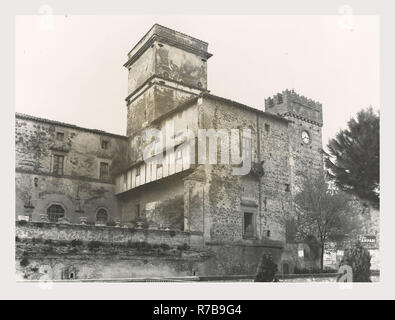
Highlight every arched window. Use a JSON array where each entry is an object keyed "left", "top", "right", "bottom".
[
  {"left": 47, "top": 204, "right": 65, "bottom": 222},
  {"left": 96, "top": 208, "right": 108, "bottom": 224}
]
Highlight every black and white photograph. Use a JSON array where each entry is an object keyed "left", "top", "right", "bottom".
[{"left": 1, "top": 0, "right": 393, "bottom": 303}]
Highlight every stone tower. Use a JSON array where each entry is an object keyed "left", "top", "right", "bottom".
[
  {"left": 123, "top": 24, "right": 213, "bottom": 136},
  {"left": 264, "top": 89, "right": 324, "bottom": 192}
]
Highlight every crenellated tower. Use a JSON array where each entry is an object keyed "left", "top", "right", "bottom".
[{"left": 265, "top": 89, "right": 324, "bottom": 192}]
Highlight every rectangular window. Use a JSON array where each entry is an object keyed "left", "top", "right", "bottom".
[
  {"left": 285, "top": 183, "right": 290, "bottom": 192},
  {"left": 101, "top": 140, "right": 109, "bottom": 150},
  {"left": 242, "top": 136, "right": 251, "bottom": 158},
  {"left": 243, "top": 212, "right": 254, "bottom": 238},
  {"left": 123, "top": 173, "right": 127, "bottom": 188},
  {"left": 176, "top": 149, "right": 182, "bottom": 161},
  {"left": 56, "top": 132, "right": 64, "bottom": 141},
  {"left": 136, "top": 166, "right": 141, "bottom": 177},
  {"left": 136, "top": 204, "right": 140, "bottom": 217},
  {"left": 99, "top": 162, "right": 109, "bottom": 179},
  {"left": 156, "top": 163, "right": 163, "bottom": 178},
  {"left": 53, "top": 155, "right": 64, "bottom": 175},
  {"left": 264, "top": 123, "right": 270, "bottom": 133}
]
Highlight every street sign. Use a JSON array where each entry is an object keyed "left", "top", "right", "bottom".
[{"left": 358, "top": 235, "right": 376, "bottom": 248}]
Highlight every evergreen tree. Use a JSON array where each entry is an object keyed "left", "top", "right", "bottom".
[
  {"left": 325, "top": 107, "right": 379, "bottom": 208},
  {"left": 254, "top": 253, "right": 278, "bottom": 282},
  {"left": 346, "top": 241, "right": 372, "bottom": 282}
]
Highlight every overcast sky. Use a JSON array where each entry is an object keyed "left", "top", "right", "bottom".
[{"left": 15, "top": 15, "right": 379, "bottom": 146}]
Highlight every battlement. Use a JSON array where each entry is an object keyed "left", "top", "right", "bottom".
[
  {"left": 265, "top": 89, "right": 322, "bottom": 110},
  {"left": 265, "top": 89, "right": 323, "bottom": 125}
]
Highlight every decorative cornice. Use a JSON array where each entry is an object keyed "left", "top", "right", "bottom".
[
  {"left": 125, "top": 75, "right": 205, "bottom": 106},
  {"left": 281, "top": 112, "right": 323, "bottom": 127},
  {"left": 202, "top": 93, "right": 290, "bottom": 124},
  {"left": 124, "top": 34, "right": 212, "bottom": 69},
  {"left": 127, "top": 24, "right": 209, "bottom": 57},
  {"left": 15, "top": 168, "right": 115, "bottom": 185},
  {"left": 205, "top": 239, "right": 284, "bottom": 249},
  {"left": 15, "top": 113, "right": 127, "bottom": 140}
]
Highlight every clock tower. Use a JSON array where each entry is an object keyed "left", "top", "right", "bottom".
[{"left": 264, "top": 89, "right": 324, "bottom": 192}]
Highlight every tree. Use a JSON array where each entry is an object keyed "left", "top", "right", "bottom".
[
  {"left": 293, "top": 174, "right": 357, "bottom": 270},
  {"left": 325, "top": 107, "right": 379, "bottom": 209}
]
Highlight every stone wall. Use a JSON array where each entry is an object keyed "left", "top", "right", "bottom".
[
  {"left": 15, "top": 114, "right": 127, "bottom": 178},
  {"left": 118, "top": 174, "right": 187, "bottom": 229},
  {"left": 15, "top": 221, "right": 285, "bottom": 279},
  {"left": 125, "top": 24, "right": 210, "bottom": 136},
  {"left": 198, "top": 95, "right": 292, "bottom": 243},
  {"left": 16, "top": 221, "right": 197, "bottom": 246},
  {"left": 15, "top": 221, "right": 211, "bottom": 280},
  {"left": 280, "top": 243, "right": 321, "bottom": 274},
  {"left": 199, "top": 241, "right": 283, "bottom": 276},
  {"left": 125, "top": 24, "right": 209, "bottom": 93},
  {"left": 15, "top": 172, "right": 120, "bottom": 225},
  {"left": 15, "top": 114, "right": 127, "bottom": 224},
  {"left": 265, "top": 89, "right": 324, "bottom": 193}
]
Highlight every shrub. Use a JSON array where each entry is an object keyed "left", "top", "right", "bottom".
[
  {"left": 44, "top": 239, "right": 53, "bottom": 245},
  {"left": 159, "top": 243, "right": 170, "bottom": 251},
  {"left": 87, "top": 240, "right": 102, "bottom": 251},
  {"left": 254, "top": 253, "right": 278, "bottom": 282},
  {"left": 31, "top": 237, "right": 43, "bottom": 244},
  {"left": 17, "top": 220, "right": 27, "bottom": 226},
  {"left": 44, "top": 246, "right": 55, "bottom": 254},
  {"left": 106, "top": 220, "right": 116, "bottom": 227},
  {"left": 136, "top": 241, "right": 151, "bottom": 250},
  {"left": 346, "top": 242, "right": 372, "bottom": 282},
  {"left": 177, "top": 243, "right": 190, "bottom": 251},
  {"left": 20, "top": 257, "right": 29, "bottom": 267},
  {"left": 70, "top": 239, "right": 83, "bottom": 247}
]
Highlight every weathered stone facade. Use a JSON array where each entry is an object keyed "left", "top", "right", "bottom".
[
  {"left": 15, "top": 24, "right": 327, "bottom": 280},
  {"left": 265, "top": 90, "right": 324, "bottom": 193},
  {"left": 15, "top": 114, "right": 127, "bottom": 225}
]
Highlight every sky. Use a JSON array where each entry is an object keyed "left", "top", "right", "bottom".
[{"left": 15, "top": 15, "right": 379, "bottom": 146}]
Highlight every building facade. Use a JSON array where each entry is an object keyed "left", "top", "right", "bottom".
[{"left": 15, "top": 24, "right": 325, "bottom": 279}]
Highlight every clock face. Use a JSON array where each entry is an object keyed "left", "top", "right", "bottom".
[{"left": 302, "top": 131, "right": 310, "bottom": 144}]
